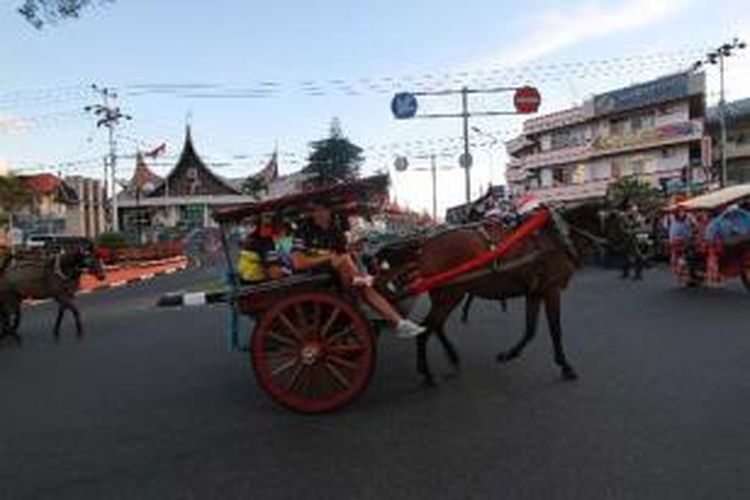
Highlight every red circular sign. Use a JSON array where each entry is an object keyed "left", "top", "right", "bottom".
[{"left": 513, "top": 86, "right": 541, "bottom": 114}]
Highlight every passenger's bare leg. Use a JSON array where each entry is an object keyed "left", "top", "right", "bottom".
[{"left": 330, "top": 253, "right": 403, "bottom": 325}]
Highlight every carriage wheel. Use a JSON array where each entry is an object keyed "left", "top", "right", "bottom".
[
  {"left": 251, "top": 291, "right": 376, "bottom": 413},
  {"left": 741, "top": 268, "right": 750, "bottom": 292}
]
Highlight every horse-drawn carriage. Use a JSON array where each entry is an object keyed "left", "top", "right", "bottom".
[
  {"left": 213, "top": 175, "right": 592, "bottom": 413},
  {"left": 667, "top": 184, "right": 750, "bottom": 291}
]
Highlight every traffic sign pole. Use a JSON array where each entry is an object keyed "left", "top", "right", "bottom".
[
  {"left": 462, "top": 87, "right": 471, "bottom": 203},
  {"left": 392, "top": 85, "right": 540, "bottom": 204}
]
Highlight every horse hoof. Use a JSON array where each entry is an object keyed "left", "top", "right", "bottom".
[
  {"left": 562, "top": 368, "right": 579, "bottom": 381},
  {"left": 422, "top": 375, "right": 436, "bottom": 388},
  {"left": 496, "top": 352, "right": 515, "bottom": 364}
]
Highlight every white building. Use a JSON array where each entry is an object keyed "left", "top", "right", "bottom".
[{"left": 506, "top": 72, "right": 709, "bottom": 202}]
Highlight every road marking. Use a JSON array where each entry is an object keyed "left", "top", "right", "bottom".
[{"left": 183, "top": 293, "right": 207, "bottom": 306}]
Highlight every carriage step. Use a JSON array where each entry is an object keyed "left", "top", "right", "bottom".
[{"left": 157, "top": 291, "right": 227, "bottom": 307}]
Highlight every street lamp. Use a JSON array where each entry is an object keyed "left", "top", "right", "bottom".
[{"left": 693, "top": 38, "right": 747, "bottom": 187}]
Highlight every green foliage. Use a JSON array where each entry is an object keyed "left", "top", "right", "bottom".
[
  {"left": 96, "top": 231, "right": 127, "bottom": 249},
  {"left": 17, "top": 0, "right": 112, "bottom": 29},
  {"left": 607, "top": 176, "right": 664, "bottom": 216},
  {"left": 303, "top": 118, "right": 364, "bottom": 187},
  {"left": 0, "top": 173, "right": 32, "bottom": 227},
  {"left": 242, "top": 176, "right": 269, "bottom": 200}
]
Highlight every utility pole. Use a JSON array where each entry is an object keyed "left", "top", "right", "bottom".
[
  {"left": 85, "top": 85, "right": 131, "bottom": 232},
  {"left": 693, "top": 38, "right": 746, "bottom": 187}
]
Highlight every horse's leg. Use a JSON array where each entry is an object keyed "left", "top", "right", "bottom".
[
  {"left": 496, "top": 294, "right": 541, "bottom": 363},
  {"left": 69, "top": 300, "right": 84, "bottom": 340},
  {"left": 419, "top": 291, "right": 463, "bottom": 386},
  {"left": 434, "top": 324, "right": 460, "bottom": 372},
  {"left": 460, "top": 294, "right": 474, "bottom": 324},
  {"left": 500, "top": 299, "right": 507, "bottom": 312},
  {"left": 53, "top": 301, "right": 66, "bottom": 341},
  {"left": 11, "top": 300, "right": 22, "bottom": 346},
  {"left": 543, "top": 288, "right": 578, "bottom": 381}
]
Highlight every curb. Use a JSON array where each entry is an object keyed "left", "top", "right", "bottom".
[
  {"left": 104, "top": 256, "right": 187, "bottom": 272},
  {"left": 24, "top": 262, "right": 189, "bottom": 308},
  {"left": 157, "top": 290, "right": 227, "bottom": 308}
]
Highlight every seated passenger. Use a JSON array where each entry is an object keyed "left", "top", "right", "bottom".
[
  {"left": 237, "top": 219, "right": 274, "bottom": 283},
  {"left": 290, "top": 201, "right": 425, "bottom": 339}
]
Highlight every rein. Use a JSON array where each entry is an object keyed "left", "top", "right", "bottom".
[{"left": 569, "top": 224, "right": 609, "bottom": 247}]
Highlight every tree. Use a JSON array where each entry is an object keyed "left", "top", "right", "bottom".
[
  {"left": 607, "top": 176, "right": 663, "bottom": 217},
  {"left": 17, "top": 0, "right": 112, "bottom": 29},
  {"left": 0, "top": 173, "right": 32, "bottom": 228},
  {"left": 303, "top": 118, "right": 364, "bottom": 187}
]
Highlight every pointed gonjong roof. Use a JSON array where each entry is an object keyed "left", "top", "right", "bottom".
[
  {"left": 149, "top": 126, "right": 239, "bottom": 197},
  {"left": 129, "top": 153, "right": 162, "bottom": 195}
]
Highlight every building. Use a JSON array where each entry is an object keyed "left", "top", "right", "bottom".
[
  {"left": 707, "top": 97, "right": 750, "bottom": 184},
  {"left": 117, "top": 126, "right": 315, "bottom": 241},
  {"left": 506, "top": 72, "right": 708, "bottom": 202},
  {"left": 13, "top": 173, "right": 106, "bottom": 239}
]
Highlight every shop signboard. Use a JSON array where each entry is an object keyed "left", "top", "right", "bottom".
[{"left": 594, "top": 73, "right": 693, "bottom": 117}]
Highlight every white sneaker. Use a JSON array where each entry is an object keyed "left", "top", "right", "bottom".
[{"left": 395, "top": 319, "right": 426, "bottom": 338}]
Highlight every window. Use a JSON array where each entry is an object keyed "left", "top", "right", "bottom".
[
  {"left": 610, "top": 119, "right": 626, "bottom": 136},
  {"left": 630, "top": 159, "right": 645, "bottom": 176},
  {"left": 661, "top": 147, "right": 675, "bottom": 158},
  {"left": 631, "top": 113, "right": 655, "bottom": 131}
]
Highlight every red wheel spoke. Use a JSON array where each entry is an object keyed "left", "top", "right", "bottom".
[
  {"left": 328, "top": 344, "right": 365, "bottom": 357},
  {"left": 285, "top": 362, "right": 306, "bottom": 392},
  {"left": 278, "top": 312, "right": 305, "bottom": 342},
  {"left": 326, "top": 326, "right": 354, "bottom": 344},
  {"left": 319, "top": 307, "right": 341, "bottom": 339},
  {"left": 324, "top": 362, "right": 352, "bottom": 389},
  {"left": 271, "top": 357, "right": 298, "bottom": 377},
  {"left": 265, "top": 329, "right": 298, "bottom": 348},
  {"left": 327, "top": 353, "right": 360, "bottom": 370}
]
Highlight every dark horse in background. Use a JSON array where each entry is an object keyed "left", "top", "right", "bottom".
[
  {"left": 0, "top": 244, "right": 105, "bottom": 345},
  {"left": 375, "top": 203, "right": 608, "bottom": 386}
]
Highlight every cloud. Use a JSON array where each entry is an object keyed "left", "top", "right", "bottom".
[
  {"left": 0, "top": 116, "right": 35, "bottom": 134},
  {"left": 489, "top": 0, "right": 691, "bottom": 67}
]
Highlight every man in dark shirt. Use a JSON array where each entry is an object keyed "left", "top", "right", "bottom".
[{"left": 291, "top": 202, "right": 424, "bottom": 338}]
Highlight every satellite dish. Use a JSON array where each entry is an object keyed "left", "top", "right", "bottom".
[{"left": 394, "top": 156, "right": 409, "bottom": 172}]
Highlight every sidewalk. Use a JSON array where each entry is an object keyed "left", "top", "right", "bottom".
[{"left": 79, "top": 256, "right": 189, "bottom": 293}]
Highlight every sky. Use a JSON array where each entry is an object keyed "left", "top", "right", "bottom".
[{"left": 2, "top": 0, "right": 750, "bottom": 215}]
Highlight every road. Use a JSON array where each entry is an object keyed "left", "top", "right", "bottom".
[{"left": 1, "top": 266, "right": 749, "bottom": 499}]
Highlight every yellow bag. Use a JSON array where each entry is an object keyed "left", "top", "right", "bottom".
[{"left": 238, "top": 250, "right": 266, "bottom": 282}]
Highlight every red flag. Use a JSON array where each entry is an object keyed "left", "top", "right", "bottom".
[{"left": 145, "top": 142, "right": 167, "bottom": 158}]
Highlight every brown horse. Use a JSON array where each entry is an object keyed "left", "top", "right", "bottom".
[
  {"left": 0, "top": 246, "right": 105, "bottom": 344},
  {"left": 376, "top": 204, "right": 605, "bottom": 386}
]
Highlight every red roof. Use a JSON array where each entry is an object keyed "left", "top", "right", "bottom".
[
  {"left": 131, "top": 153, "right": 162, "bottom": 191},
  {"left": 23, "top": 173, "right": 60, "bottom": 195}
]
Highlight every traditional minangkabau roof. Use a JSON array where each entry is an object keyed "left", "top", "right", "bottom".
[
  {"left": 130, "top": 153, "right": 162, "bottom": 194},
  {"left": 149, "top": 126, "right": 240, "bottom": 197}
]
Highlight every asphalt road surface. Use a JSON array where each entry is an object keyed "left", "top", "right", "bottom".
[{"left": 1, "top": 266, "right": 749, "bottom": 500}]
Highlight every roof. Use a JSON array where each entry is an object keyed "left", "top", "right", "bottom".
[
  {"left": 22, "top": 173, "right": 79, "bottom": 203},
  {"left": 706, "top": 97, "right": 750, "bottom": 125},
  {"left": 130, "top": 153, "right": 162, "bottom": 193},
  {"left": 149, "top": 126, "right": 239, "bottom": 197},
  {"left": 213, "top": 174, "right": 389, "bottom": 223},
  {"left": 672, "top": 184, "right": 750, "bottom": 211}
]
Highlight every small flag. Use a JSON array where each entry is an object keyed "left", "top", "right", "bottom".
[{"left": 145, "top": 143, "right": 167, "bottom": 158}]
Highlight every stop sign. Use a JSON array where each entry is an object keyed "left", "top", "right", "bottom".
[{"left": 513, "top": 86, "right": 541, "bottom": 114}]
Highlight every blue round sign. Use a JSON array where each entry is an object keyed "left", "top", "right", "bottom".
[{"left": 391, "top": 92, "right": 418, "bottom": 119}]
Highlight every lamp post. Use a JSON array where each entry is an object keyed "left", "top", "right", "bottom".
[{"left": 693, "top": 38, "right": 747, "bottom": 187}]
